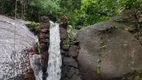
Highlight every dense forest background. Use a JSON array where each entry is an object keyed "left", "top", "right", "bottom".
[
  {"left": 0, "top": 0, "right": 141, "bottom": 26},
  {"left": 0, "top": 0, "right": 141, "bottom": 44}
]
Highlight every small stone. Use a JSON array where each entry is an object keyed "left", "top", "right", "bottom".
[
  {"left": 69, "top": 45, "right": 79, "bottom": 57},
  {"left": 63, "top": 57, "right": 78, "bottom": 68},
  {"left": 62, "top": 66, "right": 70, "bottom": 77},
  {"left": 70, "top": 74, "right": 82, "bottom": 80},
  {"left": 67, "top": 67, "right": 75, "bottom": 78},
  {"left": 75, "top": 69, "right": 80, "bottom": 75},
  {"left": 61, "top": 50, "right": 66, "bottom": 55},
  {"left": 62, "top": 77, "right": 69, "bottom": 80},
  {"left": 62, "top": 45, "right": 69, "bottom": 51}
]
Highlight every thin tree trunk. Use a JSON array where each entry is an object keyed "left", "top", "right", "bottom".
[
  {"left": 21, "top": 2, "right": 24, "bottom": 19},
  {"left": 21, "top": 0, "right": 26, "bottom": 19},
  {"left": 15, "top": 0, "right": 17, "bottom": 19}
]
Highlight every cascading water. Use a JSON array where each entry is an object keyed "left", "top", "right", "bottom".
[
  {"left": 46, "top": 21, "right": 62, "bottom": 80},
  {"left": 30, "top": 21, "right": 62, "bottom": 80}
]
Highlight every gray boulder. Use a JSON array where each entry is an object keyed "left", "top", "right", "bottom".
[
  {"left": 77, "top": 18, "right": 142, "bottom": 80},
  {"left": 0, "top": 15, "right": 37, "bottom": 80}
]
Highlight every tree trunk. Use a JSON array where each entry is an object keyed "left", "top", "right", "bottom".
[{"left": 15, "top": 0, "right": 17, "bottom": 18}]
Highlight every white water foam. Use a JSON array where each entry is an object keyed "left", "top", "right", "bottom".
[{"left": 46, "top": 21, "right": 62, "bottom": 80}]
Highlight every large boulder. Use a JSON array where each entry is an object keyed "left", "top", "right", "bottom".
[
  {"left": 0, "top": 15, "right": 37, "bottom": 79},
  {"left": 77, "top": 8, "right": 142, "bottom": 80}
]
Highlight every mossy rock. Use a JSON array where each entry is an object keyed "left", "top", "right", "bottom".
[{"left": 77, "top": 7, "right": 142, "bottom": 80}]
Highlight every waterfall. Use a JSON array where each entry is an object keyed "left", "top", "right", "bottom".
[
  {"left": 29, "top": 21, "right": 62, "bottom": 80},
  {"left": 46, "top": 21, "right": 62, "bottom": 80}
]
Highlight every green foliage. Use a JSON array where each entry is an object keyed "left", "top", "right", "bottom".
[
  {"left": 117, "top": 0, "right": 140, "bottom": 9},
  {"left": 26, "top": 21, "right": 40, "bottom": 34},
  {"left": 27, "top": 0, "right": 140, "bottom": 45},
  {"left": 23, "top": 0, "right": 61, "bottom": 22},
  {"left": 97, "top": 68, "right": 102, "bottom": 75},
  {"left": 1, "top": 0, "right": 141, "bottom": 45},
  {"left": 80, "top": 0, "right": 111, "bottom": 25},
  {"left": 0, "top": 0, "right": 15, "bottom": 16},
  {"left": 78, "top": 0, "right": 140, "bottom": 26},
  {"left": 0, "top": 0, "right": 140, "bottom": 26},
  {"left": 59, "top": 0, "right": 82, "bottom": 27},
  {"left": 30, "top": 0, "right": 61, "bottom": 15}
]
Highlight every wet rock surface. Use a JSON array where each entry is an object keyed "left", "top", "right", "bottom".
[{"left": 0, "top": 15, "right": 37, "bottom": 80}]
